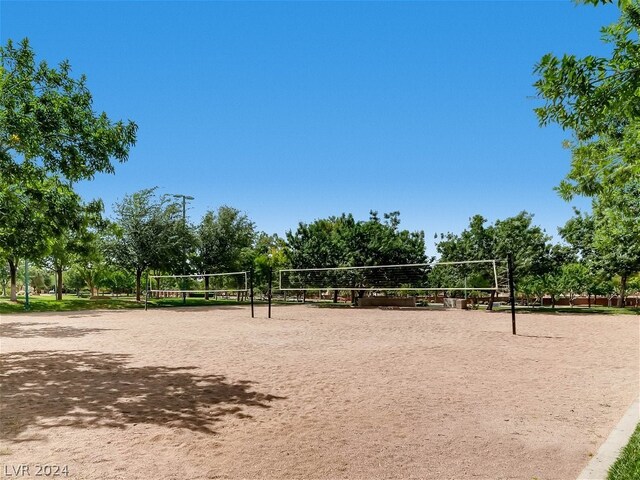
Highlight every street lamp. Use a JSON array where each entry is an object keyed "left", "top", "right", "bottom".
[
  {"left": 171, "top": 194, "right": 194, "bottom": 305},
  {"left": 24, "top": 259, "right": 30, "bottom": 311},
  {"left": 267, "top": 253, "right": 273, "bottom": 318}
]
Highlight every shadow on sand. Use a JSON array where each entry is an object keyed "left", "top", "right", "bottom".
[
  {"left": 0, "top": 322, "right": 114, "bottom": 338},
  {"left": 0, "top": 350, "right": 284, "bottom": 441}
]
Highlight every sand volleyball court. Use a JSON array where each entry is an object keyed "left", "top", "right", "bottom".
[{"left": 1, "top": 305, "right": 637, "bottom": 479}]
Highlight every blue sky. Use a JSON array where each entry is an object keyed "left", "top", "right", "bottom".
[{"left": 1, "top": 1, "right": 619, "bottom": 253}]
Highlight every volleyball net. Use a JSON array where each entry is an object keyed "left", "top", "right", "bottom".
[
  {"left": 278, "top": 259, "right": 505, "bottom": 294},
  {"left": 147, "top": 271, "right": 249, "bottom": 296}
]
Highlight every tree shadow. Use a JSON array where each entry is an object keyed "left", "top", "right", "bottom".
[
  {"left": 0, "top": 322, "right": 113, "bottom": 338},
  {"left": 516, "top": 334, "right": 564, "bottom": 339},
  {"left": 0, "top": 350, "right": 285, "bottom": 441}
]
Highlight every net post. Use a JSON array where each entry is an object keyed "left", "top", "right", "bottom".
[
  {"left": 250, "top": 268, "right": 255, "bottom": 318},
  {"left": 268, "top": 265, "right": 272, "bottom": 319},
  {"left": 508, "top": 253, "right": 516, "bottom": 335}
]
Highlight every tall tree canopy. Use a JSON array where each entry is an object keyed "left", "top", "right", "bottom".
[
  {"left": 1, "top": 38, "right": 137, "bottom": 302},
  {"left": 105, "top": 188, "right": 187, "bottom": 301},
  {"left": 1, "top": 38, "right": 137, "bottom": 182},
  {"left": 197, "top": 206, "right": 255, "bottom": 274},
  {"left": 286, "top": 211, "right": 426, "bottom": 270},
  {"left": 437, "top": 212, "right": 561, "bottom": 279},
  {"left": 533, "top": 2, "right": 640, "bottom": 198},
  {"left": 196, "top": 206, "right": 255, "bottom": 299},
  {"left": 0, "top": 175, "right": 81, "bottom": 300},
  {"left": 534, "top": 1, "right": 640, "bottom": 305}
]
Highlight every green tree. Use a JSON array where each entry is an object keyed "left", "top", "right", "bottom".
[
  {"left": 533, "top": 2, "right": 640, "bottom": 199},
  {"left": 287, "top": 212, "right": 426, "bottom": 270},
  {"left": 342, "top": 211, "right": 427, "bottom": 267},
  {"left": 560, "top": 183, "right": 640, "bottom": 307},
  {"left": 0, "top": 176, "right": 81, "bottom": 301},
  {"left": 0, "top": 260, "right": 8, "bottom": 296},
  {"left": 437, "top": 212, "right": 562, "bottom": 308},
  {"left": 196, "top": 206, "right": 255, "bottom": 299},
  {"left": 591, "top": 181, "right": 640, "bottom": 306},
  {"left": 559, "top": 263, "right": 590, "bottom": 306},
  {"left": 517, "top": 275, "right": 546, "bottom": 306},
  {"left": 286, "top": 211, "right": 426, "bottom": 301},
  {"left": 98, "top": 267, "right": 135, "bottom": 296},
  {"left": 45, "top": 199, "right": 104, "bottom": 300},
  {"left": 106, "top": 188, "right": 187, "bottom": 301},
  {"left": 1, "top": 38, "right": 136, "bottom": 182},
  {"left": 65, "top": 266, "right": 87, "bottom": 296},
  {"left": 250, "top": 233, "right": 288, "bottom": 296},
  {"left": 1, "top": 38, "right": 137, "bottom": 301}
]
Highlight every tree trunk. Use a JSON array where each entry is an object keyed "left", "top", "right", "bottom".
[
  {"left": 333, "top": 290, "right": 338, "bottom": 303},
  {"left": 56, "top": 266, "right": 63, "bottom": 301},
  {"left": 8, "top": 258, "right": 17, "bottom": 302},
  {"left": 136, "top": 268, "right": 142, "bottom": 302},
  {"left": 617, "top": 275, "right": 627, "bottom": 308},
  {"left": 487, "top": 291, "right": 495, "bottom": 311},
  {"left": 204, "top": 276, "right": 210, "bottom": 301},
  {"left": 588, "top": 294, "right": 591, "bottom": 308}
]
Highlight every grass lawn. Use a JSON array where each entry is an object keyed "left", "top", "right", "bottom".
[
  {"left": 608, "top": 422, "right": 640, "bottom": 480},
  {"left": 0, "top": 295, "right": 263, "bottom": 314},
  {"left": 497, "top": 305, "right": 640, "bottom": 315}
]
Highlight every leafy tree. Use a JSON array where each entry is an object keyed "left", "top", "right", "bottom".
[
  {"left": 533, "top": 2, "right": 640, "bottom": 199},
  {"left": 1, "top": 38, "right": 136, "bottom": 183},
  {"left": 98, "top": 267, "right": 135, "bottom": 296},
  {"left": 541, "top": 271, "right": 564, "bottom": 308},
  {"left": 341, "top": 211, "right": 427, "bottom": 267},
  {"left": 437, "top": 212, "right": 561, "bottom": 308},
  {"left": 0, "top": 260, "right": 9, "bottom": 296},
  {"left": 287, "top": 211, "right": 426, "bottom": 270},
  {"left": 196, "top": 206, "right": 255, "bottom": 299},
  {"left": 64, "top": 267, "right": 87, "bottom": 296},
  {"left": 559, "top": 263, "right": 590, "bottom": 306},
  {"left": 558, "top": 209, "right": 596, "bottom": 261},
  {"left": 286, "top": 211, "right": 426, "bottom": 301},
  {"left": 106, "top": 188, "right": 187, "bottom": 301},
  {"left": 1, "top": 38, "right": 137, "bottom": 301},
  {"left": 286, "top": 217, "right": 344, "bottom": 270},
  {"left": 0, "top": 175, "right": 81, "bottom": 300},
  {"left": 627, "top": 274, "right": 640, "bottom": 305},
  {"left": 250, "top": 233, "right": 288, "bottom": 296},
  {"left": 517, "top": 275, "right": 546, "bottom": 306},
  {"left": 559, "top": 182, "right": 640, "bottom": 307},
  {"left": 591, "top": 181, "right": 640, "bottom": 306},
  {"left": 45, "top": 199, "right": 104, "bottom": 300}
]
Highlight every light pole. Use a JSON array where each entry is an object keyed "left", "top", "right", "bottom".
[
  {"left": 267, "top": 253, "right": 273, "bottom": 319},
  {"left": 171, "top": 194, "right": 194, "bottom": 305},
  {"left": 24, "top": 259, "right": 30, "bottom": 311}
]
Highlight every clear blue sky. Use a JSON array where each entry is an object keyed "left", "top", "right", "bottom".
[{"left": 1, "top": 1, "right": 619, "bottom": 253}]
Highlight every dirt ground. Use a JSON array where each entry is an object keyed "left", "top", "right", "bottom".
[{"left": 0, "top": 305, "right": 638, "bottom": 480}]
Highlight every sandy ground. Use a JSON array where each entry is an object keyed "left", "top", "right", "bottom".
[{"left": 0, "top": 305, "right": 638, "bottom": 480}]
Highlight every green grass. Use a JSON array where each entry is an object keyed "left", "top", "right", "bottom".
[
  {"left": 608, "top": 422, "right": 640, "bottom": 480},
  {"left": 2, "top": 295, "right": 638, "bottom": 315},
  {"left": 0, "top": 295, "right": 264, "bottom": 314},
  {"left": 496, "top": 305, "right": 640, "bottom": 315}
]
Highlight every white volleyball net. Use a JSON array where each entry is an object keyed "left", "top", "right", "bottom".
[
  {"left": 148, "top": 271, "right": 249, "bottom": 296},
  {"left": 278, "top": 260, "right": 505, "bottom": 294}
]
